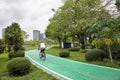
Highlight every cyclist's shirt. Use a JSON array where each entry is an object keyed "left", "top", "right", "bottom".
[{"left": 40, "top": 43, "right": 45, "bottom": 49}]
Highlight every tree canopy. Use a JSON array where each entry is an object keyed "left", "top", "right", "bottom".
[
  {"left": 4, "top": 22, "right": 24, "bottom": 52},
  {"left": 46, "top": 0, "right": 111, "bottom": 48}
]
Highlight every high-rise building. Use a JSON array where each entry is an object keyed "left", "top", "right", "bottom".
[
  {"left": 61, "top": 0, "right": 66, "bottom": 3},
  {"left": 33, "top": 30, "right": 40, "bottom": 41},
  {"left": 40, "top": 33, "right": 46, "bottom": 39},
  {"left": 2, "top": 28, "right": 5, "bottom": 38}
]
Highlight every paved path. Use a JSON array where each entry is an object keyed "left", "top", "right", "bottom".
[{"left": 25, "top": 49, "right": 120, "bottom": 80}]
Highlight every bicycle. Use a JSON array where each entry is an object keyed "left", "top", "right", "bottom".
[{"left": 39, "top": 50, "right": 46, "bottom": 61}]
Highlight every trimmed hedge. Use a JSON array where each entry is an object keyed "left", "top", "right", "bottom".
[
  {"left": 7, "top": 57, "right": 31, "bottom": 76},
  {"left": 85, "top": 49, "right": 106, "bottom": 61},
  {"left": 59, "top": 51, "right": 70, "bottom": 57},
  {"left": 8, "top": 51, "right": 25, "bottom": 59},
  {"left": 68, "top": 47, "right": 80, "bottom": 51},
  {"left": 80, "top": 49, "right": 87, "bottom": 53}
]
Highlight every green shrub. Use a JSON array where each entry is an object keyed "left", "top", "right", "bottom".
[
  {"left": 59, "top": 51, "right": 70, "bottom": 57},
  {"left": 8, "top": 52, "right": 15, "bottom": 59},
  {"left": 80, "top": 49, "right": 87, "bottom": 53},
  {"left": 112, "top": 49, "right": 120, "bottom": 60},
  {"left": 8, "top": 51, "right": 25, "bottom": 59},
  {"left": 20, "top": 46, "right": 26, "bottom": 50},
  {"left": 85, "top": 49, "right": 106, "bottom": 61},
  {"left": 15, "top": 51, "right": 25, "bottom": 57},
  {"left": 68, "top": 47, "right": 80, "bottom": 51},
  {"left": 111, "top": 43, "right": 120, "bottom": 60},
  {"left": 7, "top": 57, "right": 31, "bottom": 76}
]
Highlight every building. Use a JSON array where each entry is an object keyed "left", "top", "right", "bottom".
[
  {"left": 40, "top": 33, "right": 46, "bottom": 39},
  {"left": 61, "top": 0, "right": 66, "bottom": 3},
  {"left": 2, "top": 28, "right": 5, "bottom": 38},
  {"left": 33, "top": 30, "right": 40, "bottom": 41}
]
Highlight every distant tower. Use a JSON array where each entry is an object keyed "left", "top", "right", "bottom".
[
  {"left": 33, "top": 30, "right": 40, "bottom": 41},
  {"left": 40, "top": 33, "right": 46, "bottom": 39},
  {"left": 61, "top": 0, "right": 67, "bottom": 3},
  {"left": 2, "top": 28, "right": 5, "bottom": 38}
]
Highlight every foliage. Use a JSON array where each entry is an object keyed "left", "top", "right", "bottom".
[
  {"left": 8, "top": 51, "right": 25, "bottom": 59},
  {"left": 68, "top": 47, "right": 80, "bottom": 51},
  {"left": 59, "top": 51, "right": 70, "bottom": 57},
  {"left": 85, "top": 49, "right": 106, "bottom": 61},
  {"left": 115, "top": 0, "right": 120, "bottom": 11},
  {"left": 0, "top": 39, "right": 5, "bottom": 54},
  {"left": 46, "top": 0, "right": 111, "bottom": 49},
  {"left": 7, "top": 57, "right": 31, "bottom": 76},
  {"left": 22, "top": 30, "right": 29, "bottom": 41},
  {"left": 112, "top": 50, "right": 120, "bottom": 60},
  {"left": 105, "top": 38, "right": 112, "bottom": 46},
  {"left": 110, "top": 42, "right": 120, "bottom": 60},
  {"left": 4, "top": 22, "right": 24, "bottom": 52},
  {"left": 117, "top": 38, "right": 120, "bottom": 45},
  {"left": 91, "top": 38, "right": 101, "bottom": 49},
  {"left": 90, "top": 18, "right": 120, "bottom": 64}
]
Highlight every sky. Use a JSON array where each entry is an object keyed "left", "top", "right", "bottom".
[{"left": 0, "top": 0, "right": 63, "bottom": 40}]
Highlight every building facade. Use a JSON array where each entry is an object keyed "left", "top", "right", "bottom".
[
  {"left": 33, "top": 30, "right": 40, "bottom": 41},
  {"left": 40, "top": 33, "right": 46, "bottom": 39}
]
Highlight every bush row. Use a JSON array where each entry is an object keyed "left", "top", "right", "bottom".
[
  {"left": 85, "top": 49, "right": 106, "bottom": 61},
  {"left": 80, "top": 49, "right": 87, "bottom": 53},
  {"left": 68, "top": 47, "right": 80, "bottom": 51},
  {"left": 59, "top": 51, "right": 70, "bottom": 57},
  {"left": 8, "top": 51, "right": 25, "bottom": 59}
]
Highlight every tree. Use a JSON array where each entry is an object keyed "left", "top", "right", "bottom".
[
  {"left": 46, "top": 0, "right": 114, "bottom": 49},
  {"left": 60, "top": 0, "right": 110, "bottom": 49},
  {"left": 22, "top": 30, "right": 29, "bottom": 41},
  {"left": 90, "top": 18, "right": 120, "bottom": 64},
  {"left": 46, "top": 7, "right": 73, "bottom": 47},
  {"left": 4, "top": 22, "right": 24, "bottom": 52}
]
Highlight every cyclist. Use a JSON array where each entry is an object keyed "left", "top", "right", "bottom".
[{"left": 38, "top": 42, "right": 46, "bottom": 60}]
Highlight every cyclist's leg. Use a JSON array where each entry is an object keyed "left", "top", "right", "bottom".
[
  {"left": 43, "top": 48, "right": 46, "bottom": 59},
  {"left": 39, "top": 51, "right": 42, "bottom": 59}
]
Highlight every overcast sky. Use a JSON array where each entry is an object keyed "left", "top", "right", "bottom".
[{"left": 0, "top": 0, "right": 63, "bottom": 40}]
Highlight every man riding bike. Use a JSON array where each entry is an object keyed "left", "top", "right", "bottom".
[{"left": 38, "top": 42, "right": 46, "bottom": 60}]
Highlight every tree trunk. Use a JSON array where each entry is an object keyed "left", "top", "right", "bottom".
[
  {"left": 72, "top": 36, "right": 75, "bottom": 47},
  {"left": 57, "top": 38, "right": 61, "bottom": 48},
  {"left": 77, "top": 34, "right": 85, "bottom": 49},
  {"left": 59, "top": 40, "right": 61, "bottom": 48},
  {"left": 108, "top": 45, "right": 114, "bottom": 64},
  {"left": 81, "top": 40, "right": 85, "bottom": 49}
]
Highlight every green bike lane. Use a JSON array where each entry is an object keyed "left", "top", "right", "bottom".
[{"left": 25, "top": 49, "right": 120, "bottom": 80}]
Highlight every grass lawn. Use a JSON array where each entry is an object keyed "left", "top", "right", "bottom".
[
  {"left": 1, "top": 45, "right": 119, "bottom": 80},
  {"left": 0, "top": 53, "right": 57, "bottom": 80},
  {"left": 45, "top": 46, "right": 120, "bottom": 69}
]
